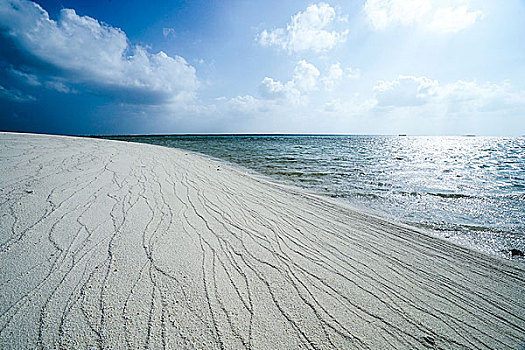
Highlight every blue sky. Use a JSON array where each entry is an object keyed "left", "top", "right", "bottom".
[{"left": 0, "top": 0, "right": 524, "bottom": 135}]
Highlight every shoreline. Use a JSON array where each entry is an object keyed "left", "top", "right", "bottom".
[
  {"left": 99, "top": 134, "right": 525, "bottom": 262},
  {"left": 1, "top": 132, "right": 524, "bottom": 349}
]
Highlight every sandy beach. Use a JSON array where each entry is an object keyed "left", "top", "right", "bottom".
[{"left": 0, "top": 132, "right": 524, "bottom": 349}]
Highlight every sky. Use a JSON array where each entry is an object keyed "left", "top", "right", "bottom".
[{"left": 0, "top": 0, "right": 524, "bottom": 135}]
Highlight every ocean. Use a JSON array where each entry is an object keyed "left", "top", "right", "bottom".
[{"left": 103, "top": 135, "right": 524, "bottom": 260}]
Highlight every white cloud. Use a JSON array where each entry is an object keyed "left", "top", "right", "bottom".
[
  {"left": 162, "top": 27, "right": 176, "bottom": 38},
  {"left": 324, "top": 96, "right": 377, "bottom": 114},
  {"left": 346, "top": 67, "right": 361, "bottom": 79},
  {"left": 0, "top": 85, "right": 35, "bottom": 102},
  {"left": 0, "top": 0, "right": 199, "bottom": 105},
  {"left": 226, "top": 60, "right": 365, "bottom": 119},
  {"left": 242, "top": 60, "right": 363, "bottom": 111},
  {"left": 292, "top": 60, "right": 320, "bottom": 92},
  {"left": 9, "top": 68, "right": 41, "bottom": 86},
  {"left": 257, "top": 60, "right": 322, "bottom": 105},
  {"left": 227, "top": 95, "right": 264, "bottom": 113},
  {"left": 258, "top": 3, "right": 348, "bottom": 53},
  {"left": 321, "top": 63, "right": 361, "bottom": 90},
  {"left": 373, "top": 75, "right": 525, "bottom": 113},
  {"left": 224, "top": 60, "right": 324, "bottom": 115},
  {"left": 215, "top": 71, "right": 525, "bottom": 135},
  {"left": 259, "top": 77, "right": 303, "bottom": 106},
  {"left": 322, "top": 63, "right": 344, "bottom": 90},
  {"left": 259, "top": 77, "right": 294, "bottom": 100},
  {"left": 439, "top": 80, "right": 525, "bottom": 113},
  {"left": 364, "top": 0, "right": 432, "bottom": 29},
  {"left": 364, "top": 0, "right": 483, "bottom": 33},
  {"left": 429, "top": 6, "right": 483, "bottom": 33},
  {"left": 374, "top": 75, "right": 438, "bottom": 106},
  {"left": 45, "top": 81, "right": 76, "bottom": 94},
  {"left": 8, "top": 66, "right": 77, "bottom": 94}
]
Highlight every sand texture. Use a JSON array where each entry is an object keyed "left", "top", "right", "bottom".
[{"left": 1, "top": 132, "right": 524, "bottom": 349}]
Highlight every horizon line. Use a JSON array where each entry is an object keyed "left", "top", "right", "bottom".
[{"left": 2, "top": 130, "right": 523, "bottom": 138}]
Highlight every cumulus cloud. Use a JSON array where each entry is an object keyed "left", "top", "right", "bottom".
[
  {"left": 258, "top": 3, "right": 348, "bottom": 53},
  {"left": 223, "top": 60, "right": 324, "bottom": 115},
  {"left": 227, "top": 60, "right": 364, "bottom": 118},
  {"left": 322, "top": 63, "right": 344, "bottom": 91},
  {"left": 321, "top": 63, "right": 360, "bottom": 90},
  {"left": 0, "top": 0, "right": 199, "bottom": 105},
  {"left": 238, "top": 60, "right": 362, "bottom": 112},
  {"left": 227, "top": 95, "right": 267, "bottom": 114},
  {"left": 258, "top": 60, "right": 320, "bottom": 105},
  {"left": 374, "top": 75, "right": 438, "bottom": 106},
  {"left": 364, "top": 0, "right": 483, "bottom": 33},
  {"left": 292, "top": 60, "right": 320, "bottom": 92},
  {"left": 259, "top": 77, "right": 295, "bottom": 100},
  {"left": 259, "top": 60, "right": 360, "bottom": 101},
  {"left": 373, "top": 75, "right": 525, "bottom": 113}
]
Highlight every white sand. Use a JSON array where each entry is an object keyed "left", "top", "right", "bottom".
[{"left": 0, "top": 132, "right": 524, "bottom": 349}]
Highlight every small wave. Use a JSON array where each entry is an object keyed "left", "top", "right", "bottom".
[
  {"left": 270, "top": 171, "right": 305, "bottom": 177},
  {"left": 269, "top": 171, "right": 331, "bottom": 178},
  {"left": 395, "top": 191, "right": 421, "bottom": 197},
  {"left": 428, "top": 192, "right": 472, "bottom": 199},
  {"left": 353, "top": 193, "right": 382, "bottom": 199},
  {"left": 307, "top": 172, "right": 331, "bottom": 177},
  {"left": 412, "top": 222, "right": 510, "bottom": 235},
  {"left": 327, "top": 192, "right": 382, "bottom": 200},
  {"left": 327, "top": 193, "right": 348, "bottom": 198},
  {"left": 511, "top": 183, "right": 525, "bottom": 190},
  {"left": 297, "top": 178, "right": 322, "bottom": 183},
  {"left": 273, "top": 159, "right": 298, "bottom": 163}
]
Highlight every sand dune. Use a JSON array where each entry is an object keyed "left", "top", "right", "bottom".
[{"left": 1, "top": 132, "right": 524, "bottom": 349}]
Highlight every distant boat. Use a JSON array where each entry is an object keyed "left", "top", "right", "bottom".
[
  {"left": 398, "top": 134, "right": 407, "bottom": 136},
  {"left": 463, "top": 134, "right": 476, "bottom": 137}
]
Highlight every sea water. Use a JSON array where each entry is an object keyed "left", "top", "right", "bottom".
[{"left": 105, "top": 135, "right": 525, "bottom": 260}]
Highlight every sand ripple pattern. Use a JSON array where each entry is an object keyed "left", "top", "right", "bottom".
[{"left": 0, "top": 133, "right": 524, "bottom": 349}]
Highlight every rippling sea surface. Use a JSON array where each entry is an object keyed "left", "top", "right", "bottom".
[{"left": 104, "top": 135, "right": 525, "bottom": 259}]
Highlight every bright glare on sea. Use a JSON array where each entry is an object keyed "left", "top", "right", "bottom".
[{"left": 106, "top": 135, "right": 525, "bottom": 260}]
